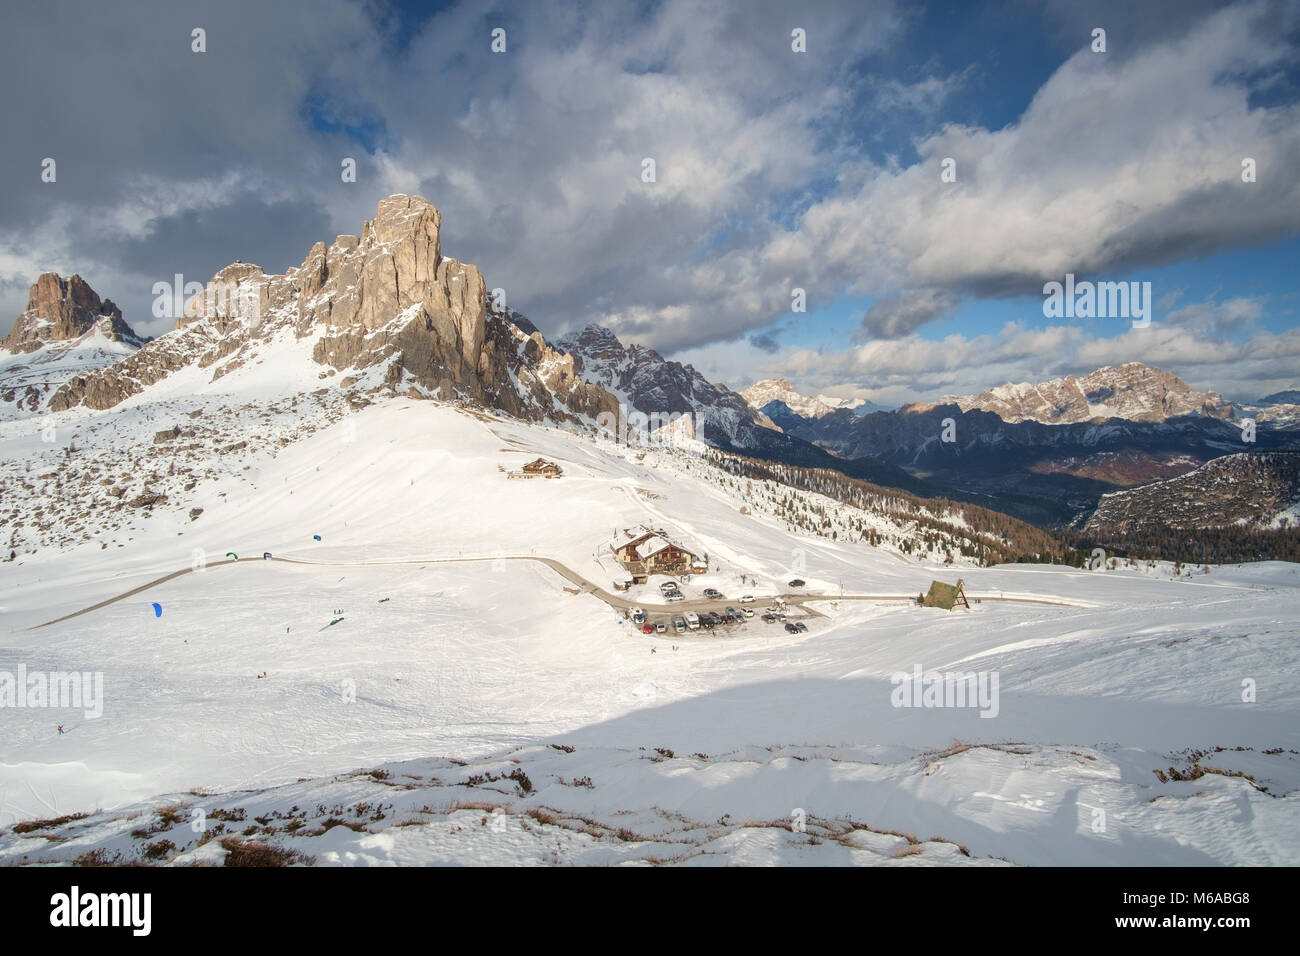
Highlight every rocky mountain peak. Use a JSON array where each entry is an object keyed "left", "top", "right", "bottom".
[
  {"left": 47, "top": 195, "right": 617, "bottom": 426},
  {"left": 1, "top": 272, "right": 144, "bottom": 354},
  {"left": 740, "top": 377, "right": 875, "bottom": 420},
  {"left": 559, "top": 324, "right": 627, "bottom": 365},
  {"left": 942, "top": 362, "right": 1231, "bottom": 425}
]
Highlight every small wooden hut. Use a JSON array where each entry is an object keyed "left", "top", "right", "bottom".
[{"left": 919, "top": 579, "right": 970, "bottom": 610}]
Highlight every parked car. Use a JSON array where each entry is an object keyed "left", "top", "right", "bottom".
[
  {"left": 762, "top": 613, "right": 776, "bottom": 623},
  {"left": 631, "top": 607, "right": 645, "bottom": 624},
  {"left": 725, "top": 607, "right": 739, "bottom": 619},
  {"left": 795, "top": 621, "right": 808, "bottom": 632},
  {"left": 665, "top": 590, "right": 684, "bottom": 603},
  {"left": 785, "top": 622, "right": 799, "bottom": 633},
  {"left": 703, "top": 588, "right": 722, "bottom": 599},
  {"left": 788, "top": 579, "right": 806, "bottom": 588},
  {"left": 739, "top": 594, "right": 754, "bottom": 603},
  {"left": 672, "top": 615, "right": 686, "bottom": 634},
  {"left": 659, "top": 581, "right": 679, "bottom": 594},
  {"left": 684, "top": 611, "right": 700, "bottom": 630},
  {"left": 742, "top": 607, "right": 754, "bottom": 618},
  {"left": 641, "top": 622, "right": 653, "bottom": 634},
  {"left": 655, "top": 621, "right": 667, "bottom": 634},
  {"left": 699, "top": 617, "right": 714, "bottom": 630},
  {"left": 707, "top": 611, "right": 722, "bottom": 624}
]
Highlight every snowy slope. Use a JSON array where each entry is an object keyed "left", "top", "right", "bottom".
[
  {"left": 0, "top": 320, "right": 142, "bottom": 421},
  {"left": 3, "top": 388, "right": 1298, "bottom": 865}
]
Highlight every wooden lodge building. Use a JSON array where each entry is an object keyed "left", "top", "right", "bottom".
[
  {"left": 919, "top": 579, "right": 970, "bottom": 610},
  {"left": 612, "top": 526, "right": 704, "bottom": 581},
  {"left": 507, "top": 457, "right": 564, "bottom": 479}
]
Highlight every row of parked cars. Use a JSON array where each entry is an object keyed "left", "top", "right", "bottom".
[
  {"left": 625, "top": 580, "right": 811, "bottom": 636},
  {"left": 630, "top": 605, "right": 754, "bottom": 634}
]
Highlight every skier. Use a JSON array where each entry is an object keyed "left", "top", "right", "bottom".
[{"left": 57, "top": 724, "right": 65, "bottom": 735}]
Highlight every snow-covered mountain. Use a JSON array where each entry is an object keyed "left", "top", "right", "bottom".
[
  {"left": 1235, "top": 398, "right": 1300, "bottom": 430},
  {"left": 555, "top": 324, "right": 934, "bottom": 493},
  {"left": 48, "top": 196, "right": 617, "bottom": 426},
  {"left": 939, "top": 363, "right": 1231, "bottom": 425},
  {"left": 1259, "top": 389, "right": 1300, "bottom": 406},
  {"left": 0, "top": 273, "right": 147, "bottom": 419},
  {"left": 556, "top": 324, "right": 778, "bottom": 449},
  {"left": 740, "top": 378, "right": 880, "bottom": 419}
]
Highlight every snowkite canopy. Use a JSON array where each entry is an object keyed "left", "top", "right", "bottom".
[
  {"left": 151, "top": 602, "right": 162, "bottom": 617},
  {"left": 226, "top": 552, "right": 238, "bottom": 559},
  {"left": 313, "top": 534, "right": 322, "bottom": 541},
  {"left": 263, "top": 552, "right": 272, "bottom": 560}
]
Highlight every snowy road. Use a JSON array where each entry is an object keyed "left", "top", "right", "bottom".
[{"left": 26, "top": 552, "right": 1093, "bottom": 631}]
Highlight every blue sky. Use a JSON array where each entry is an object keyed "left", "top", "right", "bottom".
[
  {"left": 781, "top": 235, "right": 1300, "bottom": 354},
  {"left": 2, "top": 0, "right": 1298, "bottom": 406}
]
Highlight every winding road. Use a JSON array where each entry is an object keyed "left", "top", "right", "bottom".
[{"left": 28, "top": 552, "right": 1088, "bottom": 631}]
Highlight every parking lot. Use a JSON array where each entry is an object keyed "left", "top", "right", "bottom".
[{"left": 619, "top": 578, "right": 818, "bottom": 637}]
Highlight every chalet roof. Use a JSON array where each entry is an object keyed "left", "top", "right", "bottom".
[
  {"left": 634, "top": 535, "right": 673, "bottom": 560},
  {"left": 522, "top": 457, "right": 560, "bottom": 471},
  {"left": 613, "top": 526, "right": 696, "bottom": 563},
  {"left": 614, "top": 527, "right": 660, "bottom": 549}
]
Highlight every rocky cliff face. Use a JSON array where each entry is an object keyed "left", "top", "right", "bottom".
[
  {"left": 1, "top": 273, "right": 144, "bottom": 354},
  {"left": 49, "top": 195, "right": 617, "bottom": 424},
  {"left": 937, "top": 363, "right": 1231, "bottom": 425}
]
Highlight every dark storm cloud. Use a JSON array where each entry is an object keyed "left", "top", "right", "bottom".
[{"left": 855, "top": 289, "right": 959, "bottom": 341}]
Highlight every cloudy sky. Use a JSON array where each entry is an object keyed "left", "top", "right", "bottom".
[{"left": 2, "top": 0, "right": 1298, "bottom": 405}]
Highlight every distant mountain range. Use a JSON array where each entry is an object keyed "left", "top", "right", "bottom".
[
  {"left": 934, "top": 363, "right": 1232, "bottom": 425},
  {"left": 733, "top": 366, "right": 1300, "bottom": 526},
  {"left": 739, "top": 378, "right": 882, "bottom": 419},
  {"left": 556, "top": 324, "right": 934, "bottom": 493}
]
